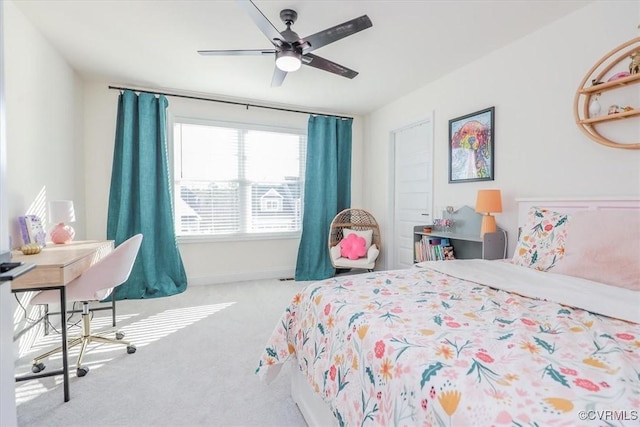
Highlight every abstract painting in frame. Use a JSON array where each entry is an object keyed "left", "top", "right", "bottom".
[{"left": 448, "top": 106, "right": 495, "bottom": 183}]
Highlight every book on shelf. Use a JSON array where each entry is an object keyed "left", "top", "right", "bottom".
[
  {"left": 18, "top": 215, "right": 47, "bottom": 247},
  {"left": 415, "top": 236, "right": 453, "bottom": 262}
]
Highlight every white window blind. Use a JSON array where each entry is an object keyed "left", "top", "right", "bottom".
[{"left": 173, "top": 120, "right": 306, "bottom": 238}]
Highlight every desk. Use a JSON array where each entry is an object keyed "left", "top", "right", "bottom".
[{"left": 11, "top": 240, "right": 114, "bottom": 402}]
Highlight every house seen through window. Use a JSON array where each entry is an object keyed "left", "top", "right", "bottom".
[{"left": 173, "top": 119, "right": 306, "bottom": 238}]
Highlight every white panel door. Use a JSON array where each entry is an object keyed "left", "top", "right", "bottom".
[{"left": 391, "top": 117, "right": 433, "bottom": 270}]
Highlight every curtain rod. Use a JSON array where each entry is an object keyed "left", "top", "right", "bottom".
[{"left": 107, "top": 85, "right": 353, "bottom": 120}]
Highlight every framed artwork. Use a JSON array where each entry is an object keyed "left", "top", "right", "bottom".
[{"left": 448, "top": 106, "right": 495, "bottom": 183}]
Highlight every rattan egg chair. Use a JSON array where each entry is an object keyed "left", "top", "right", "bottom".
[{"left": 328, "top": 208, "right": 381, "bottom": 272}]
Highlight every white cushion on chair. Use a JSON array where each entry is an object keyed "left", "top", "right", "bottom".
[
  {"left": 366, "top": 244, "right": 380, "bottom": 264},
  {"left": 332, "top": 244, "right": 379, "bottom": 270},
  {"left": 330, "top": 244, "right": 342, "bottom": 262}
]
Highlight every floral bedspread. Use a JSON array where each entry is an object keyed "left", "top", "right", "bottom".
[{"left": 256, "top": 266, "right": 640, "bottom": 426}]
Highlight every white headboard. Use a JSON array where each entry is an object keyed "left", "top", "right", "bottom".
[{"left": 516, "top": 197, "right": 640, "bottom": 226}]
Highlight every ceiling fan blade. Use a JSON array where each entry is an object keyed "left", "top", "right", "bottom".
[
  {"left": 302, "top": 53, "right": 358, "bottom": 79},
  {"left": 237, "top": 0, "right": 284, "bottom": 46},
  {"left": 198, "top": 49, "right": 276, "bottom": 56},
  {"left": 271, "top": 67, "right": 287, "bottom": 87},
  {"left": 302, "top": 15, "right": 372, "bottom": 53}
]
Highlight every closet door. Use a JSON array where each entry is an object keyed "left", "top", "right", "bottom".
[{"left": 390, "top": 115, "right": 433, "bottom": 270}]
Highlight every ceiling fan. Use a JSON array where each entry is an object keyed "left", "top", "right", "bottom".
[{"left": 198, "top": 0, "right": 373, "bottom": 87}]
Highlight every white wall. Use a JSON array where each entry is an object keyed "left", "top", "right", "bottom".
[
  {"left": 4, "top": 0, "right": 86, "bottom": 245},
  {"left": 364, "top": 1, "right": 640, "bottom": 267},
  {"left": 82, "top": 83, "right": 364, "bottom": 285}
]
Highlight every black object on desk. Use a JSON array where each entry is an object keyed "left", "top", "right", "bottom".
[{"left": 0, "top": 261, "right": 36, "bottom": 281}]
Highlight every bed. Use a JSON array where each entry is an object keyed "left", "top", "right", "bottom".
[{"left": 256, "top": 198, "right": 640, "bottom": 426}]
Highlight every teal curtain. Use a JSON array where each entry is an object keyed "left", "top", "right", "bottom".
[
  {"left": 295, "top": 115, "right": 352, "bottom": 281},
  {"left": 107, "top": 90, "right": 187, "bottom": 300}
]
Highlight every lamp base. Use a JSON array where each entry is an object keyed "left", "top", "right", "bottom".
[
  {"left": 480, "top": 214, "right": 497, "bottom": 237},
  {"left": 51, "top": 223, "right": 75, "bottom": 244}
]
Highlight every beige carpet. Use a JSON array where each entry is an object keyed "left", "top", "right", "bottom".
[{"left": 15, "top": 279, "right": 310, "bottom": 427}]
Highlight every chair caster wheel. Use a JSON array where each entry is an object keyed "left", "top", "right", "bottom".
[
  {"left": 126, "top": 345, "right": 136, "bottom": 354},
  {"left": 116, "top": 332, "right": 125, "bottom": 340},
  {"left": 31, "top": 362, "right": 45, "bottom": 373},
  {"left": 77, "top": 367, "right": 89, "bottom": 377}
]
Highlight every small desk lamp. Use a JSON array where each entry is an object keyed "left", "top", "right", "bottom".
[
  {"left": 49, "top": 200, "right": 76, "bottom": 244},
  {"left": 475, "top": 189, "right": 502, "bottom": 237}
]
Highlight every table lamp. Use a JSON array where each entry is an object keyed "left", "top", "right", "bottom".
[
  {"left": 49, "top": 200, "right": 76, "bottom": 244},
  {"left": 475, "top": 189, "right": 502, "bottom": 237}
]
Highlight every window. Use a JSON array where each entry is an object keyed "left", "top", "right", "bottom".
[{"left": 173, "top": 119, "right": 306, "bottom": 239}]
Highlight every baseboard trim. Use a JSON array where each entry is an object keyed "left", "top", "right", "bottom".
[{"left": 187, "top": 268, "right": 296, "bottom": 286}]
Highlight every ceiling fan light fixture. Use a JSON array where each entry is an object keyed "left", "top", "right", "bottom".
[{"left": 276, "top": 50, "right": 302, "bottom": 72}]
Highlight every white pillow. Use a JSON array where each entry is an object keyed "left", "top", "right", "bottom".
[{"left": 343, "top": 228, "right": 373, "bottom": 250}]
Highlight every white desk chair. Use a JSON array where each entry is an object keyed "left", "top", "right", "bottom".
[{"left": 30, "top": 234, "right": 143, "bottom": 377}]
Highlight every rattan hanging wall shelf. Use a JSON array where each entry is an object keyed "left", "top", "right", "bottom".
[{"left": 573, "top": 36, "right": 640, "bottom": 149}]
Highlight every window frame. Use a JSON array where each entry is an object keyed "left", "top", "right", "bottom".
[{"left": 170, "top": 115, "right": 306, "bottom": 243}]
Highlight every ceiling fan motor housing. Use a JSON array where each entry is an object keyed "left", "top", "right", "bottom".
[
  {"left": 279, "top": 9, "right": 302, "bottom": 44},
  {"left": 280, "top": 9, "right": 298, "bottom": 26}
]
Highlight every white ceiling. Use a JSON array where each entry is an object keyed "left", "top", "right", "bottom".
[{"left": 14, "top": 0, "right": 590, "bottom": 116}]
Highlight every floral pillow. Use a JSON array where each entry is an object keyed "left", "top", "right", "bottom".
[{"left": 511, "top": 207, "right": 570, "bottom": 271}]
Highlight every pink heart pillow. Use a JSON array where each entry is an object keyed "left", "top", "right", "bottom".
[{"left": 340, "top": 233, "right": 367, "bottom": 260}]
